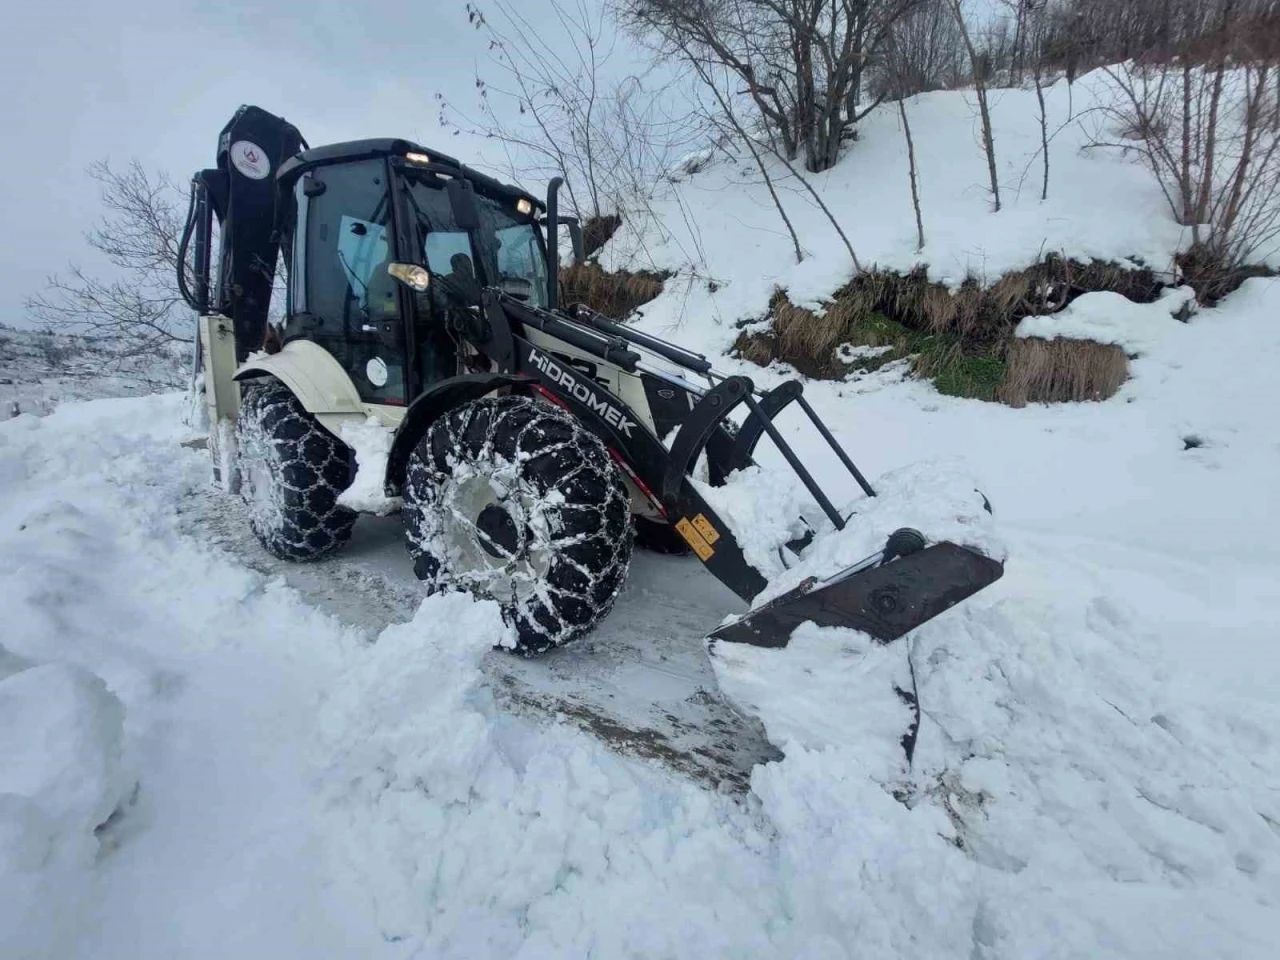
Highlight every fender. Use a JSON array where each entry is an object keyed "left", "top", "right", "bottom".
[
  {"left": 383, "top": 372, "right": 534, "bottom": 496},
  {"left": 233, "top": 340, "right": 365, "bottom": 417}
]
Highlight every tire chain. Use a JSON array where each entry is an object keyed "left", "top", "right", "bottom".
[
  {"left": 236, "top": 381, "right": 356, "bottom": 561},
  {"left": 404, "top": 395, "right": 633, "bottom": 654}
]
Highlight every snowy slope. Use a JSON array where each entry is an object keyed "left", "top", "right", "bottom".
[
  {"left": 611, "top": 68, "right": 1188, "bottom": 352},
  {"left": 3, "top": 276, "right": 1280, "bottom": 957}
]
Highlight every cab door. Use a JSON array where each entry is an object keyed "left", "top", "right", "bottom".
[{"left": 288, "top": 158, "right": 409, "bottom": 404}]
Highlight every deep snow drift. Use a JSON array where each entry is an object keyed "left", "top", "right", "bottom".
[{"left": 3, "top": 276, "right": 1280, "bottom": 957}]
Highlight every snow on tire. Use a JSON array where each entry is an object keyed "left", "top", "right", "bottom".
[
  {"left": 404, "top": 395, "right": 633, "bottom": 655},
  {"left": 235, "top": 379, "right": 356, "bottom": 561}
]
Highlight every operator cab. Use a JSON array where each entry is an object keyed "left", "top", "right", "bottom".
[{"left": 276, "top": 140, "right": 550, "bottom": 405}]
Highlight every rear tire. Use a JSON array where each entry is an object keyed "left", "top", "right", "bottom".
[
  {"left": 235, "top": 380, "right": 356, "bottom": 561},
  {"left": 403, "top": 395, "right": 633, "bottom": 654}
]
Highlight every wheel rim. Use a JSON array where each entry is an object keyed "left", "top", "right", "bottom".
[{"left": 436, "top": 466, "right": 554, "bottom": 604}]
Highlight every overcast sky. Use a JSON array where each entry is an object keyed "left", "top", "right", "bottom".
[{"left": 0, "top": 0, "right": 543, "bottom": 328}]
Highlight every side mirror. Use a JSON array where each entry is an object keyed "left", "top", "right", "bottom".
[
  {"left": 500, "top": 276, "right": 533, "bottom": 301},
  {"left": 445, "top": 178, "right": 480, "bottom": 230}
]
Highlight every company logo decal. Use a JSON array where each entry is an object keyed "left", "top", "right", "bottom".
[
  {"left": 528, "top": 348, "right": 637, "bottom": 438},
  {"left": 230, "top": 140, "right": 270, "bottom": 180}
]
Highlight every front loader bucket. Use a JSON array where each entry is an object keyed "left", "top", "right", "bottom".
[{"left": 709, "top": 536, "right": 1004, "bottom": 649}]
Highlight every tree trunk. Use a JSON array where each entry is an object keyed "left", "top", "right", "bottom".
[
  {"left": 951, "top": 0, "right": 1001, "bottom": 212},
  {"left": 898, "top": 97, "right": 926, "bottom": 251},
  {"left": 1034, "top": 63, "right": 1050, "bottom": 200}
]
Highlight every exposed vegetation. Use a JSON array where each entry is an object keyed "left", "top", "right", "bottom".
[
  {"left": 1000, "top": 338, "right": 1129, "bottom": 407},
  {"left": 733, "top": 255, "right": 1164, "bottom": 404},
  {"left": 559, "top": 262, "right": 668, "bottom": 318}
]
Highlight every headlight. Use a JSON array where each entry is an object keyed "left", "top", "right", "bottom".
[
  {"left": 516, "top": 198, "right": 533, "bottom": 215},
  {"left": 387, "top": 262, "right": 430, "bottom": 291},
  {"left": 404, "top": 151, "right": 432, "bottom": 166}
]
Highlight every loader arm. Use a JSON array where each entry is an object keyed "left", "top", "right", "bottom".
[{"left": 467, "top": 289, "right": 1004, "bottom": 649}]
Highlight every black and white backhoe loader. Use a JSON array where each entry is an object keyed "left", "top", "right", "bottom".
[{"left": 179, "top": 106, "right": 1002, "bottom": 693}]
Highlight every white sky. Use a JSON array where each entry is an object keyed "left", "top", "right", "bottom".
[{"left": 0, "top": 0, "right": 535, "bottom": 328}]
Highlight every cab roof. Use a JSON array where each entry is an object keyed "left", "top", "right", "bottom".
[{"left": 276, "top": 138, "right": 544, "bottom": 211}]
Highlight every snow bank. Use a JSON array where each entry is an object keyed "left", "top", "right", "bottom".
[
  {"left": 315, "top": 593, "right": 788, "bottom": 956},
  {"left": 1016, "top": 286, "right": 1197, "bottom": 351},
  {"left": 0, "top": 662, "right": 130, "bottom": 960}
]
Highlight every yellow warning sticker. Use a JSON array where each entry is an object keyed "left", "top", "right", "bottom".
[
  {"left": 691, "top": 513, "right": 720, "bottom": 545},
  {"left": 675, "top": 517, "right": 715, "bottom": 561}
]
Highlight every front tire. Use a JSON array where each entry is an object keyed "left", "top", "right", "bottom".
[
  {"left": 403, "top": 395, "right": 633, "bottom": 654},
  {"left": 235, "top": 380, "right": 356, "bottom": 561}
]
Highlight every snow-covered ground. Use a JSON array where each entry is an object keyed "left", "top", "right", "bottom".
[
  {"left": 5, "top": 56, "right": 1280, "bottom": 958},
  {"left": 4, "top": 271, "right": 1279, "bottom": 957}
]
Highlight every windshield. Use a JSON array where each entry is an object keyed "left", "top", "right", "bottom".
[{"left": 402, "top": 175, "right": 548, "bottom": 308}]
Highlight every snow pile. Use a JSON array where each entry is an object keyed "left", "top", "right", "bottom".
[
  {"left": 712, "top": 622, "right": 916, "bottom": 781},
  {"left": 314, "top": 595, "right": 786, "bottom": 956},
  {"left": 907, "top": 590, "right": 1280, "bottom": 956},
  {"left": 337, "top": 415, "right": 402, "bottom": 515},
  {"left": 691, "top": 463, "right": 820, "bottom": 578},
  {"left": 1016, "top": 286, "right": 1197, "bottom": 351},
  {"left": 0, "top": 662, "right": 131, "bottom": 960},
  {"left": 698, "top": 459, "right": 1003, "bottom": 599}
]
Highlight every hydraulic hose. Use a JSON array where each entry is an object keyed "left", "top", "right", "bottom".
[{"left": 177, "top": 179, "right": 200, "bottom": 311}]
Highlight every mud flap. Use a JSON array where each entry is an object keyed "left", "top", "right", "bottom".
[{"left": 708, "top": 541, "right": 1003, "bottom": 649}]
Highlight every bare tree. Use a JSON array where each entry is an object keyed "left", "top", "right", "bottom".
[
  {"left": 884, "top": 23, "right": 926, "bottom": 249},
  {"left": 948, "top": 0, "right": 1002, "bottom": 211},
  {"left": 439, "top": 0, "right": 703, "bottom": 245},
  {"left": 873, "top": 0, "right": 964, "bottom": 98},
  {"left": 673, "top": 34, "right": 864, "bottom": 269},
  {"left": 1042, "top": 0, "right": 1280, "bottom": 73},
  {"left": 26, "top": 160, "right": 193, "bottom": 386},
  {"left": 686, "top": 57, "right": 806, "bottom": 262},
  {"left": 1093, "top": 13, "right": 1280, "bottom": 288},
  {"left": 1028, "top": 4, "right": 1052, "bottom": 200},
  {"left": 624, "top": 0, "right": 916, "bottom": 173}
]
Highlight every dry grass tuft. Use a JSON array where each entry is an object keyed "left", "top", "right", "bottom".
[
  {"left": 560, "top": 262, "right": 666, "bottom": 318},
  {"left": 998, "top": 337, "right": 1129, "bottom": 406}
]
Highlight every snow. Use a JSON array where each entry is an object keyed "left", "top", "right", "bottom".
[
  {"left": 0, "top": 662, "right": 131, "bottom": 960},
  {"left": 3, "top": 60, "right": 1280, "bottom": 960},
  {"left": 1016, "top": 286, "right": 1197, "bottom": 351},
  {"left": 611, "top": 69, "right": 1189, "bottom": 357},
  {"left": 699, "top": 459, "right": 1005, "bottom": 602},
  {"left": 338, "top": 415, "right": 403, "bottom": 515},
  {"left": 3, "top": 278, "right": 1278, "bottom": 956}
]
